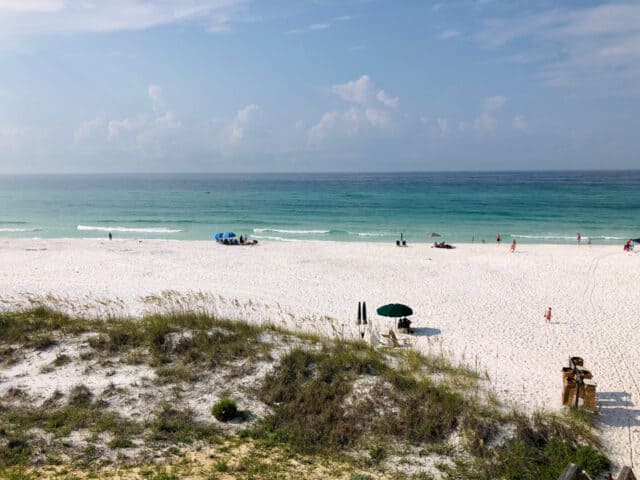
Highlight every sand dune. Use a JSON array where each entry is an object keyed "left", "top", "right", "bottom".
[{"left": 1, "top": 238, "right": 638, "bottom": 467}]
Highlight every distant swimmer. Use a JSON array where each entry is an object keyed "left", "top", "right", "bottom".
[
  {"left": 496, "top": 233, "right": 501, "bottom": 244},
  {"left": 108, "top": 232, "right": 112, "bottom": 240}
]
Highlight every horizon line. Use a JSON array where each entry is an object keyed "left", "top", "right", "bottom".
[{"left": 2, "top": 168, "right": 640, "bottom": 176}]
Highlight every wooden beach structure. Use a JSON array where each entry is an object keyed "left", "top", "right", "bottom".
[{"left": 561, "top": 356, "right": 597, "bottom": 412}]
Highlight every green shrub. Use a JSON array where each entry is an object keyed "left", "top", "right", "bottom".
[
  {"left": 108, "top": 436, "right": 134, "bottom": 449},
  {"left": 0, "top": 434, "right": 32, "bottom": 467},
  {"left": 212, "top": 398, "right": 238, "bottom": 422}
]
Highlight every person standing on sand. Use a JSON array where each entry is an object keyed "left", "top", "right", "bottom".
[
  {"left": 511, "top": 239, "right": 516, "bottom": 253},
  {"left": 496, "top": 233, "right": 501, "bottom": 244},
  {"left": 544, "top": 307, "right": 552, "bottom": 323},
  {"left": 577, "top": 232, "right": 581, "bottom": 245},
  {"left": 108, "top": 232, "right": 112, "bottom": 240}
]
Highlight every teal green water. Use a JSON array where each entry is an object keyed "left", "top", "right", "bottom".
[{"left": 0, "top": 171, "right": 639, "bottom": 244}]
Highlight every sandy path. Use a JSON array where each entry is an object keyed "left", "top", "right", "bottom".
[{"left": 0, "top": 238, "right": 639, "bottom": 467}]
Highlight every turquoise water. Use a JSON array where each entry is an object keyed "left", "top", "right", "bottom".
[{"left": 0, "top": 171, "right": 639, "bottom": 244}]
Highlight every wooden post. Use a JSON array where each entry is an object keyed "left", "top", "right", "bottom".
[
  {"left": 574, "top": 373, "right": 583, "bottom": 408},
  {"left": 583, "top": 380, "right": 597, "bottom": 412},
  {"left": 563, "top": 377, "right": 578, "bottom": 406}
]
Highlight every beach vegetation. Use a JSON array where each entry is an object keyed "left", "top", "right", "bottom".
[
  {"left": 212, "top": 397, "right": 239, "bottom": 422},
  {"left": 0, "top": 307, "right": 610, "bottom": 479},
  {"left": 147, "top": 404, "right": 218, "bottom": 444}
]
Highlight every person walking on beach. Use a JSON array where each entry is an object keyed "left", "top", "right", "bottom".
[
  {"left": 496, "top": 233, "right": 501, "bottom": 244},
  {"left": 108, "top": 232, "right": 112, "bottom": 240},
  {"left": 510, "top": 239, "right": 516, "bottom": 253},
  {"left": 577, "top": 232, "right": 581, "bottom": 245},
  {"left": 544, "top": 307, "right": 552, "bottom": 323}
]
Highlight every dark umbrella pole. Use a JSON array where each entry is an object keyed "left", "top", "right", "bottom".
[{"left": 362, "top": 301, "right": 367, "bottom": 339}]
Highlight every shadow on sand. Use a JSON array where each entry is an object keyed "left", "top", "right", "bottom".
[
  {"left": 412, "top": 327, "right": 441, "bottom": 337},
  {"left": 597, "top": 391, "right": 640, "bottom": 427}
]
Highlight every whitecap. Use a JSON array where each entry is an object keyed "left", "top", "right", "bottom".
[
  {"left": 253, "top": 228, "right": 329, "bottom": 235},
  {"left": 251, "top": 235, "right": 301, "bottom": 242},
  {"left": 0, "top": 227, "right": 42, "bottom": 232},
  {"left": 77, "top": 225, "right": 181, "bottom": 234}
]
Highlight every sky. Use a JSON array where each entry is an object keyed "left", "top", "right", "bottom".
[{"left": 0, "top": 0, "right": 639, "bottom": 173}]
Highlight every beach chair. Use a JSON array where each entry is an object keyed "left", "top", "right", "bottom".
[{"left": 381, "top": 330, "right": 404, "bottom": 348}]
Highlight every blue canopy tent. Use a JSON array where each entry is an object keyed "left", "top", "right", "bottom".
[{"left": 213, "top": 232, "right": 237, "bottom": 241}]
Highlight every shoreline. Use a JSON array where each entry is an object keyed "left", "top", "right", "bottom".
[
  {"left": 1, "top": 237, "right": 638, "bottom": 466},
  {"left": 0, "top": 236, "right": 632, "bottom": 246}
]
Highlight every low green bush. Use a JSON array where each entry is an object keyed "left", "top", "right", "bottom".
[{"left": 212, "top": 398, "right": 238, "bottom": 422}]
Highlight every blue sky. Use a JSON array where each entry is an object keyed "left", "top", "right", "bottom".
[{"left": 0, "top": 0, "right": 639, "bottom": 173}]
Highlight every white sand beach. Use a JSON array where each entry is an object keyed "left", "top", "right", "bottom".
[{"left": 1, "top": 238, "right": 639, "bottom": 467}]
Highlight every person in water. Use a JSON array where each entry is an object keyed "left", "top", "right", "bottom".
[{"left": 496, "top": 233, "right": 501, "bottom": 243}]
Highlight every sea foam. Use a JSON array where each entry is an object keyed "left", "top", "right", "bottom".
[
  {"left": 0, "top": 227, "right": 41, "bottom": 232},
  {"left": 253, "top": 228, "right": 329, "bottom": 235},
  {"left": 77, "top": 225, "right": 181, "bottom": 234}
]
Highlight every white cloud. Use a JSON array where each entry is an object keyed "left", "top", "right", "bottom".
[
  {"left": 467, "top": 95, "right": 507, "bottom": 134},
  {"left": 512, "top": 115, "right": 527, "bottom": 131},
  {"left": 0, "top": 0, "right": 247, "bottom": 40},
  {"left": 71, "top": 84, "right": 183, "bottom": 154},
  {"left": 136, "top": 111, "right": 182, "bottom": 145},
  {"left": 332, "top": 75, "right": 373, "bottom": 104},
  {"left": 309, "top": 75, "right": 399, "bottom": 145},
  {"left": 433, "top": 117, "right": 449, "bottom": 138},
  {"left": 0, "top": 0, "right": 66, "bottom": 12},
  {"left": 476, "top": 4, "right": 640, "bottom": 89},
  {"left": 0, "top": 125, "right": 23, "bottom": 148},
  {"left": 285, "top": 15, "right": 352, "bottom": 35},
  {"left": 483, "top": 95, "right": 507, "bottom": 111},
  {"left": 376, "top": 90, "right": 399, "bottom": 108},
  {"left": 473, "top": 112, "right": 496, "bottom": 133},
  {"left": 437, "top": 118, "right": 449, "bottom": 134},
  {"left": 148, "top": 84, "right": 164, "bottom": 113},
  {"left": 307, "top": 111, "right": 339, "bottom": 144},
  {"left": 226, "top": 104, "right": 259, "bottom": 145},
  {"left": 439, "top": 29, "right": 460, "bottom": 40},
  {"left": 74, "top": 117, "right": 104, "bottom": 143},
  {"left": 309, "top": 23, "right": 330, "bottom": 31},
  {"left": 364, "top": 108, "right": 390, "bottom": 128},
  {"left": 148, "top": 84, "right": 162, "bottom": 103},
  {"left": 108, "top": 114, "right": 148, "bottom": 140}
]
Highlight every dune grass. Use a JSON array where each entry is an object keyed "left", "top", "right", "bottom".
[{"left": 0, "top": 307, "right": 610, "bottom": 479}]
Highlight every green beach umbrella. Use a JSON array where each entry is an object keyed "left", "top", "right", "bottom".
[{"left": 376, "top": 303, "right": 413, "bottom": 318}]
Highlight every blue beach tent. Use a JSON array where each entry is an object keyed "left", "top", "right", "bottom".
[{"left": 213, "top": 232, "right": 237, "bottom": 240}]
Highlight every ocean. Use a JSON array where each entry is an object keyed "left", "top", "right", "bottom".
[{"left": 1, "top": 171, "right": 639, "bottom": 244}]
